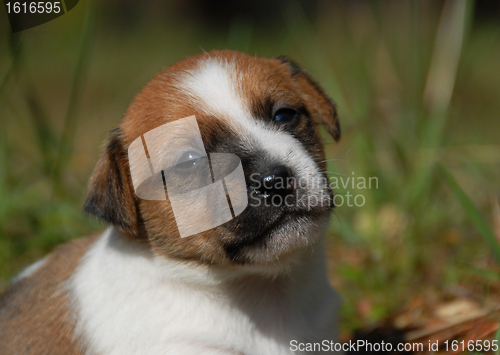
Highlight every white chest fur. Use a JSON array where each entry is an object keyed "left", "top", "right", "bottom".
[{"left": 69, "top": 228, "right": 340, "bottom": 355}]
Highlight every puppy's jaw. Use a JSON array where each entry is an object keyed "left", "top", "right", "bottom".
[{"left": 240, "top": 213, "right": 331, "bottom": 266}]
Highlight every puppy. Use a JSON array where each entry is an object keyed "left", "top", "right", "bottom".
[{"left": 0, "top": 50, "right": 342, "bottom": 355}]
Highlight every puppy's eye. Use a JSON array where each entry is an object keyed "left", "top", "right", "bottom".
[
  {"left": 175, "top": 152, "right": 202, "bottom": 171},
  {"left": 273, "top": 108, "right": 298, "bottom": 125}
]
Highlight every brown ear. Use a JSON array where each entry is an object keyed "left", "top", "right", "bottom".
[
  {"left": 276, "top": 56, "right": 341, "bottom": 141},
  {"left": 84, "top": 127, "right": 139, "bottom": 236}
]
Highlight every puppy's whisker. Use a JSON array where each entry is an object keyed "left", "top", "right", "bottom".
[
  {"left": 343, "top": 147, "right": 354, "bottom": 156},
  {"left": 318, "top": 158, "right": 349, "bottom": 163},
  {"left": 325, "top": 171, "right": 347, "bottom": 177}
]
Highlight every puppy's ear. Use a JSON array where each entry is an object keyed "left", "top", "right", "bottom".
[
  {"left": 84, "top": 127, "right": 139, "bottom": 236},
  {"left": 276, "top": 56, "right": 341, "bottom": 141}
]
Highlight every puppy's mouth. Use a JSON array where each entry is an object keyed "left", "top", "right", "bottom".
[
  {"left": 256, "top": 207, "right": 329, "bottom": 239},
  {"left": 221, "top": 194, "right": 332, "bottom": 263}
]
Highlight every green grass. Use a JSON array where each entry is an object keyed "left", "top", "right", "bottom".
[
  {"left": 0, "top": 0, "right": 499, "bottom": 334},
  {"left": 441, "top": 164, "right": 500, "bottom": 264}
]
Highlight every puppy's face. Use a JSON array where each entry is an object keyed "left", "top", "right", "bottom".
[{"left": 85, "top": 50, "right": 340, "bottom": 268}]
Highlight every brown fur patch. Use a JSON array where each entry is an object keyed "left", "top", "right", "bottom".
[
  {"left": 275, "top": 55, "right": 341, "bottom": 141},
  {"left": 0, "top": 235, "right": 98, "bottom": 355},
  {"left": 84, "top": 128, "right": 143, "bottom": 238},
  {"left": 223, "top": 52, "right": 331, "bottom": 170}
]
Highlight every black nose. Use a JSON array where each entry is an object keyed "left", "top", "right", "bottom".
[{"left": 254, "top": 165, "right": 295, "bottom": 199}]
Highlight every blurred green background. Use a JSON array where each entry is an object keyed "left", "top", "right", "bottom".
[{"left": 0, "top": 0, "right": 499, "bottom": 334}]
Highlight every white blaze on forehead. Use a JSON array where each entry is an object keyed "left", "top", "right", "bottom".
[
  {"left": 179, "top": 58, "right": 246, "bottom": 120},
  {"left": 177, "top": 58, "right": 329, "bottom": 204}
]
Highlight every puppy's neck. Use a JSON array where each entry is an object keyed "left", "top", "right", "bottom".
[
  {"left": 81, "top": 227, "right": 328, "bottom": 292},
  {"left": 70, "top": 228, "right": 339, "bottom": 353}
]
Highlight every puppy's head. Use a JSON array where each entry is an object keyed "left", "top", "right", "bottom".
[{"left": 84, "top": 50, "right": 340, "bottom": 269}]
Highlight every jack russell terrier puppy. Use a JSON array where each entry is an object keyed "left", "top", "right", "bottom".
[{"left": 0, "top": 50, "right": 342, "bottom": 355}]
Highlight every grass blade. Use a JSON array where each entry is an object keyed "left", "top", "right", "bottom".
[
  {"left": 441, "top": 165, "right": 500, "bottom": 264},
  {"left": 283, "top": 1, "right": 350, "bottom": 120},
  {"left": 51, "top": 0, "right": 96, "bottom": 193},
  {"left": 408, "top": 0, "right": 473, "bottom": 206}
]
